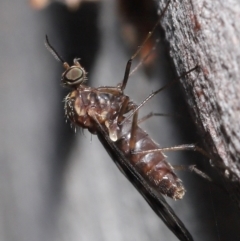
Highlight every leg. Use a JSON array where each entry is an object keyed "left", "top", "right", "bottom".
[
  {"left": 129, "top": 39, "right": 160, "bottom": 77},
  {"left": 117, "top": 96, "right": 130, "bottom": 124},
  {"left": 120, "top": 65, "right": 199, "bottom": 125},
  {"left": 120, "top": 0, "right": 171, "bottom": 92},
  {"left": 132, "top": 143, "right": 211, "bottom": 160},
  {"left": 173, "top": 165, "right": 212, "bottom": 181},
  {"left": 137, "top": 112, "right": 180, "bottom": 124},
  {"left": 129, "top": 110, "right": 139, "bottom": 152},
  {"left": 117, "top": 97, "right": 138, "bottom": 124}
]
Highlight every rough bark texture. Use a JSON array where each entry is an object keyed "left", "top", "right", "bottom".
[{"left": 158, "top": 0, "right": 240, "bottom": 204}]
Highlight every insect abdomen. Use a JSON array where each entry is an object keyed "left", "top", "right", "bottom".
[{"left": 116, "top": 121, "right": 185, "bottom": 200}]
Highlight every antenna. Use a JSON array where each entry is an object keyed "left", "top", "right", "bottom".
[{"left": 45, "top": 35, "right": 69, "bottom": 69}]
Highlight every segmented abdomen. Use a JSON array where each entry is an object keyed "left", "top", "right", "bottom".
[{"left": 115, "top": 119, "right": 185, "bottom": 200}]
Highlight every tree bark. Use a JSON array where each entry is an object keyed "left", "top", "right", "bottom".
[{"left": 158, "top": 0, "right": 240, "bottom": 204}]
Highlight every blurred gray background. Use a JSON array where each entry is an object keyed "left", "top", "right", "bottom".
[{"left": 0, "top": 0, "right": 239, "bottom": 241}]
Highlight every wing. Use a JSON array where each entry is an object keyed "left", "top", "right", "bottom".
[{"left": 94, "top": 117, "right": 194, "bottom": 241}]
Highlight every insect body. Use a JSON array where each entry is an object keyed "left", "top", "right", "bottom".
[
  {"left": 62, "top": 60, "right": 185, "bottom": 199},
  {"left": 51, "top": 55, "right": 193, "bottom": 241},
  {"left": 64, "top": 62, "right": 185, "bottom": 200},
  {"left": 45, "top": 1, "right": 195, "bottom": 240}
]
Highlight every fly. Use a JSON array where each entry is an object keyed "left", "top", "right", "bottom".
[{"left": 45, "top": 1, "right": 207, "bottom": 240}]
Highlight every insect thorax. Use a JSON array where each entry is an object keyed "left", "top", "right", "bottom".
[{"left": 64, "top": 86, "right": 125, "bottom": 134}]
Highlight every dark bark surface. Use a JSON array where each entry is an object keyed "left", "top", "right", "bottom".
[{"left": 158, "top": 0, "right": 240, "bottom": 204}]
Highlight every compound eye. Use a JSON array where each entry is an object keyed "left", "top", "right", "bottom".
[
  {"left": 66, "top": 67, "right": 83, "bottom": 82},
  {"left": 63, "top": 66, "right": 85, "bottom": 86}
]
